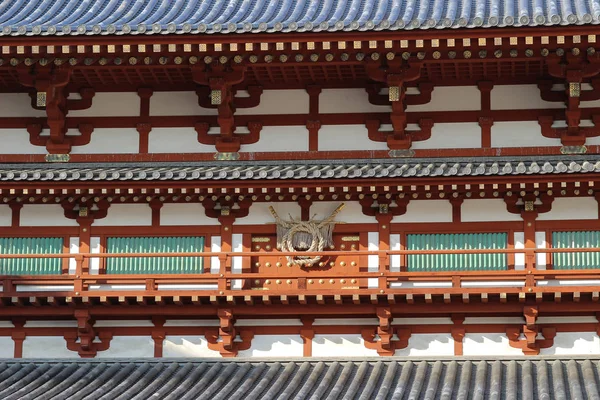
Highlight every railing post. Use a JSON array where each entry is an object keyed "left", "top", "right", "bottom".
[{"left": 74, "top": 254, "right": 84, "bottom": 294}]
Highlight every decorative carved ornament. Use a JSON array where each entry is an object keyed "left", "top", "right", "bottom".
[{"left": 269, "top": 203, "right": 345, "bottom": 267}]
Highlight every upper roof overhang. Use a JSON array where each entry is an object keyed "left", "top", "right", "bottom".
[{"left": 0, "top": 0, "right": 598, "bottom": 38}]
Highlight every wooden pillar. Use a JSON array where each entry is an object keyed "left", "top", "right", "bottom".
[
  {"left": 218, "top": 215, "right": 235, "bottom": 292},
  {"left": 450, "top": 197, "right": 463, "bottom": 224},
  {"left": 477, "top": 81, "right": 494, "bottom": 148},
  {"left": 451, "top": 314, "right": 465, "bottom": 356},
  {"left": 300, "top": 317, "right": 315, "bottom": 357},
  {"left": 150, "top": 200, "right": 162, "bottom": 227},
  {"left": 376, "top": 213, "right": 392, "bottom": 289},
  {"left": 9, "top": 203, "right": 21, "bottom": 227},
  {"left": 136, "top": 123, "right": 152, "bottom": 154},
  {"left": 306, "top": 85, "right": 321, "bottom": 151},
  {"left": 76, "top": 216, "right": 93, "bottom": 275}
]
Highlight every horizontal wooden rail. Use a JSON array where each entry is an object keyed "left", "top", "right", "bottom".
[{"left": 0, "top": 247, "right": 597, "bottom": 298}]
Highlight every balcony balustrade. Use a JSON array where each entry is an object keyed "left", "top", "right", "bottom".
[{"left": 0, "top": 248, "right": 599, "bottom": 298}]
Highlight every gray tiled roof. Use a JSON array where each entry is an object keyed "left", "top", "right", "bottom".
[
  {"left": 0, "top": 0, "right": 597, "bottom": 37},
  {"left": 0, "top": 156, "right": 599, "bottom": 182},
  {"left": 0, "top": 358, "right": 599, "bottom": 399}
]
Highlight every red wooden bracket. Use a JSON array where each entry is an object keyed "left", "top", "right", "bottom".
[
  {"left": 366, "top": 81, "right": 434, "bottom": 106},
  {"left": 27, "top": 122, "right": 95, "bottom": 153},
  {"left": 366, "top": 118, "right": 434, "bottom": 150},
  {"left": 538, "top": 114, "right": 600, "bottom": 146},
  {"left": 64, "top": 310, "right": 112, "bottom": 358},
  {"left": 205, "top": 309, "right": 254, "bottom": 357},
  {"left": 361, "top": 308, "right": 411, "bottom": 356},
  {"left": 197, "top": 85, "right": 263, "bottom": 109},
  {"left": 538, "top": 79, "right": 600, "bottom": 103},
  {"left": 195, "top": 121, "right": 262, "bottom": 153}
]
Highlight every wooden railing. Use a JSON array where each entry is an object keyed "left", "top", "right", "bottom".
[{"left": 1, "top": 248, "right": 600, "bottom": 297}]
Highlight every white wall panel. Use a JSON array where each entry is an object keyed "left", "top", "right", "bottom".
[
  {"left": 0, "top": 94, "right": 46, "bottom": 117},
  {"left": 537, "top": 197, "right": 598, "bottom": 220},
  {"left": 319, "top": 89, "right": 391, "bottom": 113},
  {"left": 407, "top": 86, "right": 480, "bottom": 112},
  {"left": 237, "top": 335, "right": 303, "bottom": 357},
  {"left": 0, "top": 337, "right": 13, "bottom": 358},
  {"left": 237, "top": 90, "right": 309, "bottom": 115},
  {"left": 160, "top": 204, "right": 219, "bottom": 225},
  {"left": 69, "top": 237, "right": 79, "bottom": 275},
  {"left": 311, "top": 201, "right": 376, "bottom": 224},
  {"left": 163, "top": 336, "right": 221, "bottom": 357},
  {"left": 151, "top": 92, "right": 217, "bottom": 116},
  {"left": 0, "top": 205, "right": 11, "bottom": 226},
  {"left": 312, "top": 334, "right": 378, "bottom": 357},
  {"left": 210, "top": 236, "right": 221, "bottom": 274},
  {"left": 318, "top": 125, "right": 389, "bottom": 151},
  {"left": 23, "top": 337, "right": 77, "bottom": 358},
  {"left": 69, "top": 128, "right": 139, "bottom": 154},
  {"left": 148, "top": 127, "right": 216, "bottom": 153},
  {"left": 100, "top": 336, "right": 154, "bottom": 358},
  {"left": 241, "top": 126, "right": 309, "bottom": 152},
  {"left": 395, "top": 334, "right": 454, "bottom": 356},
  {"left": 540, "top": 332, "right": 600, "bottom": 355},
  {"left": 492, "top": 85, "right": 565, "bottom": 110},
  {"left": 20, "top": 205, "right": 78, "bottom": 226},
  {"left": 390, "top": 234, "right": 401, "bottom": 272},
  {"left": 461, "top": 199, "right": 522, "bottom": 222},
  {"left": 536, "top": 231, "right": 547, "bottom": 269},
  {"left": 0, "top": 129, "right": 49, "bottom": 154},
  {"left": 94, "top": 204, "right": 151, "bottom": 226},
  {"left": 514, "top": 232, "right": 525, "bottom": 270},
  {"left": 412, "top": 123, "right": 481, "bottom": 149},
  {"left": 463, "top": 333, "right": 524, "bottom": 356},
  {"left": 69, "top": 92, "right": 140, "bottom": 117},
  {"left": 491, "top": 121, "right": 560, "bottom": 147},
  {"left": 392, "top": 200, "right": 452, "bottom": 223},
  {"left": 236, "top": 202, "right": 300, "bottom": 225}
]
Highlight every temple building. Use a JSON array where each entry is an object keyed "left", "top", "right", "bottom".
[{"left": 1, "top": 0, "right": 600, "bottom": 397}]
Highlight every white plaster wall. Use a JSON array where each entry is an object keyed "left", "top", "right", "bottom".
[
  {"left": 491, "top": 85, "right": 565, "bottom": 110},
  {"left": 20, "top": 205, "right": 78, "bottom": 226},
  {"left": 318, "top": 125, "right": 389, "bottom": 151},
  {"left": 69, "top": 128, "right": 139, "bottom": 154},
  {"left": 150, "top": 92, "right": 217, "bottom": 116},
  {"left": 491, "top": 121, "right": 560, "bottom": 147},
  {"left": 463, "top": 333, "right": 525, "bottom": 356},
  {"left": 390, "top": 234, "right": 401, "bottom": 272},
  {"left": 0, "top": 337, "right": 13, "bottom": 357},
  {"left": 537, "top": 197, "right": 598, "bottom": 220},
  {"left": 148, "top": 127, "right": 216, "bottom": 153},
  {"left": 540, "top": 332, "right": 600, "bottom": 355},
  {"left": 395, "top": 334, "right": 454, "bottom": 356},
  {"left": 94, "top": 204, "right": 152, "bottom": 226},
  {"left": 461, "top": 199, "right": 522, "bottom": 222},
  {"left": 412, "top": 123, "right": 481, "bottom": 149},
  {"left": 69, "top": 92, "right": 140, "bottom": 117},
  {"left": 163, "top": 336, "right": 221, "bottom": 357},
  {"left": 69, "top": 237, "right": 79, "bottom": 275},
  {"left": 312, "top": 334, "right": 379, "bottom": 357},
  {"left": 210, "top": 236, "right": 221, "bottom": 274},
  {"left": 0, "top": 129, "right": 50, "bottom": 154},
  {"left": 0, "top": 94, "right": 46, "bottom": 117},
  {"left": 236, "top": 202, "right": 300, "bottom": 225},
  {"left": 319, "top": 89, "right": 391, "bottom": 113},
  {"left": 393, "top": 200, "right": 452, "bottom": 223},
  {"left": 237, "top": 90, "right": 309, "bottom": 115},
  {"left": 514, "top": 232, "right": 525, "bottom": 270},
  {"left": 0, "top": 205, "right": 11, "bottom": 226},
  {"left": 22, "top": 337, "right": 78, "bottom": 358},
  {"left": 161, "top": 204, "right": 219, "bottom": 226},
  {"left": 241, "top": 126, "right": 309, "bottom": 152},
  {"left": 407, "top": 86, "right": 480, "bottom": 112},
  {"left": 312, "top": 201, "right": 376, "bottom": 224},
  {"left": 237, "top": 335, "right": 303, "bottom": 357},
  {"left": 536, "top": 231, "right": 547, "bottom": 269},
  {"left": 99, "top": 336, "right": 154, "bottom": 358}
]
